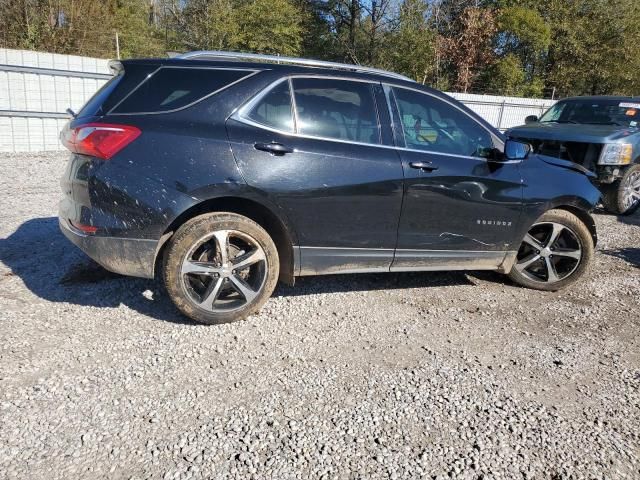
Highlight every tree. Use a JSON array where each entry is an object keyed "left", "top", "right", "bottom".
[
  {"left": 442, "top": 6, "right": 497, "bottom": 93},
  {"left": 314, "top": 0, "right": 364, "bottom": 62},
  {"left": 293, "top": 0, "right": 338, "bottom": 60},
  {"left": 496, "top": 7, "right": 549, "bottom": 76},
  {"left": 165, "top": 0, "right": 239, "bottom": 51},
  {"left": 236, "top": 0, "right": 304, "bottom": 55},
  {"left": 0, "top": 0, "right": 163, "bottom": 58},
  {"left": 112, "top": 0, "right": 164, "bottom": 58},
  {"left": 483, "top": 6, "right": 550, "bottom": 96},
  {"left": 0, "top": 0, "right": 115, "bottom": 56},
  {"left": 382, "top": 0, "right": 435, "bottom": 83},
  {"left": 543, "top": 0, "right": 640, "bottom": 96}
]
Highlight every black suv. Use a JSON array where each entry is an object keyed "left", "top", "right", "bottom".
[{"left": 59, "top": 51, "right": 600, "bottom": 324}]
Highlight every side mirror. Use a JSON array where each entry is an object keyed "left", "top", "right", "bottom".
[
  {"left": 504, "top": 139, "right": 532, "bottom": 160},
  {"left": 525, "top": 115, "right": 539, "bottom": 124}
]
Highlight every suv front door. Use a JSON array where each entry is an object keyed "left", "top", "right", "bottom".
[
  {"left": 226, "top": 76, "right": 403, "bottom": 275},
  {"left": 387, "top": 86, "right": 524, "bottom": 271}
]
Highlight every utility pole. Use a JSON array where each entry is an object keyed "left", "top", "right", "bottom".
[{"left": 115, "top": 31, "right": 120, "bottom": 60}]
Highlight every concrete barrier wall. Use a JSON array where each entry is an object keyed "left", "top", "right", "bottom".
[{"left": 0, "top": 49, "right": 110, "bottom": 152}]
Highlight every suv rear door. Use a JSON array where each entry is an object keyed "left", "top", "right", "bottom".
[{"left": 226, "top": 75, "right": 404, "bottom": 275}]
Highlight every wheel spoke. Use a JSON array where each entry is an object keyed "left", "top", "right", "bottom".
[
  {"left": 552, "top": 248, "right": 581, "bottom": 260},
  {"left": 546, "top": 223, "right": 564, "bottom": 248},
  {"left": 199, "top": 277, "right": 224, "bottom": 308},
  {"left": 181, "top": 228, "right": 268, "bottom": 313},
  {"left": 545, "top": 257, "right": 560, "bottom": 282},
  {"left": 182, "top": 260, "right": 220, "bottom": 276},
  {"left": 516, "top": 254, "right": 541, "bottom": 271},
  {"left": 517, "top": 221, "right": 583, "bottom": 285},
  {"left": 232, "top": 248, "right": 265, "bottom": 270},
  {"left": 228, "top": 274, "right": 258, "bottom": 303},
  {"left": 523, "top": 233, "right": 543, "bottom": 250},
  {"left": 212, "top": 230, "right": 230, "bottom": 266}
]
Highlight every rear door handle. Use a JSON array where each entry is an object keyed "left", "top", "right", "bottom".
[
  {"left": 409, "top": 161, "right": 439, "bottom": 172},
  {"left": 254, "top": 142, "right": 294, "bottom": 155}
]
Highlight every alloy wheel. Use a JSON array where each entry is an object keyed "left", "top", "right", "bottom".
[
  {"left": 621, "top": 170, "right": 640, "bottom": 212},
  {"left": 180, "top": 229, "right": 267, "bottom": 312},
  {"left": 515, "top": 222, "right": 583, "bottom": 284}
]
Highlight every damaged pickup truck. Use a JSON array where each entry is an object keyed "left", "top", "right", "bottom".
[{"left": 508, "top": 96, "right": 640, "bottom": 215}]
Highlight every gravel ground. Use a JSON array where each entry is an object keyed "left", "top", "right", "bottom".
[{"left": 0, "top": 152, "right": 639, "bottom": 480}]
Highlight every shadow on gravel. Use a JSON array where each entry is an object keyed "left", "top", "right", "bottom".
[
  {"left": 1, "top": 217, "right": 483, "bottom": 322},
  {"left": 601, "top": 248, "right": 640, "bottom": 268},
  {"left": 616, "top": 213, "right": 640, "bottom": 227},
  {"left": 0, "top": 217, "right": 196, "bottom": 325},
  {"left": 275, "top": 270, "right": 476, "bottom": 297}
]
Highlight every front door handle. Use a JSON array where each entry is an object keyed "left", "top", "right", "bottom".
[
  {"left": 254, "top": 142, "right": 294, "bottom": 156},
  {"left": 409, "top": 161, "right": 439, "bottom": 172}
]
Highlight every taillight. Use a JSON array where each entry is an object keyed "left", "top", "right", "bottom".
[
  {"left": 61, "top": 123, "right": 141, "bottom": 160},
  {"left": 69, "top": 220, "right": 98, "bottom": 234}
]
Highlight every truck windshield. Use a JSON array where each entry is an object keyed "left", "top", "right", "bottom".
[{"left": 540, "top": 99, "right": 640, "bottom": 128}]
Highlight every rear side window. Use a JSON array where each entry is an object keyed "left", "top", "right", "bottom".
[
  {"left": 112, "top": 68, "right": 252, "bottom": 114},
  {"left": 78, "top": 73, "right": 124, "bottom": 118},
  {"left": 292, "top": 78, "right": 380, "bottom": 144},
  {"left": 245, "top": 80, "right": 294, "bottom": 132}
]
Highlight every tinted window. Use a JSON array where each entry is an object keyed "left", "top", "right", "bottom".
[
  {"left": 292, "top": 78, "right": 380, "bottom": 144},
  {"left": 392, "top": 87, "right": 493, "bottom": 157},
  {"left": 78, "top": 73, "right": 124, "bottom": 117},
  {"left": 113, "top": 68, "right": 250, "bottom": 114},
  {"left": 245, "top": 80, "right": 294, "bottom": 132}
]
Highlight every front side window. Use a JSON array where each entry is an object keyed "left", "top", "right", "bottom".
[
  {"left": 245, "top": 80, "right": 294, "bottom": 132},
  {"left": 392, "top": 87, "right": 493, "bottom": 157},
  {"left": 292, "top": 78, "right": 380, "bottom": 144}
]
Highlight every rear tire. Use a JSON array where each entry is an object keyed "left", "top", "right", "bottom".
[
  {"left": 601, "top": 164, "right": 640, "bottom": 215},
  {"left": 508, "top": 209, "right": 593, "bottom": 291},
  {"left": 163, "top": 212, "right": 279, "bottom": 325}
]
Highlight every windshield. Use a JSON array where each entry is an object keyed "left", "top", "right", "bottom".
[{"left": 539, "top": 99, "right": 640, "bottom": 127}]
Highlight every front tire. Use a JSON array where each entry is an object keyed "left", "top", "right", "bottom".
[
  {"left": 601, "top": 164, "right": 640, "bottom": 215},
  {"left": 508, "top": 209, "right": 594, "bottom": 291},
  {"left": 163, "top": 212, "right": 279, "bottom": 325}
]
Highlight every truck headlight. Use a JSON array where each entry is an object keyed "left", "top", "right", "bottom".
[{"left": 598, "top": 143, "right": 633, "bottom": 165}]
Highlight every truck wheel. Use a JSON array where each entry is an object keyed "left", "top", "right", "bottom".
[
  {"left": 601, "top": 164, "right": 640, "bottom": 215},
  {"left": 508, "top": 209, "right": 593, "bottom": 292},
  {"left": 163, "top": 212, "right": 279, "bottom": 325}
]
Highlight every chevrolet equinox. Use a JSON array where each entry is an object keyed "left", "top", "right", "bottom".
[{"left": 59, "top": 51, "right": 600, "bottom": 324}]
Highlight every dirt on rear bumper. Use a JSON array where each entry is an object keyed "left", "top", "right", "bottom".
[{"left": 59, "top": 217, "right": 157, "bottom": 279}]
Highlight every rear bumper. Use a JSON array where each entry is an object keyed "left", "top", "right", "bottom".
[{"left": 59, "top": 217, "right": 157, "bottom": 279}]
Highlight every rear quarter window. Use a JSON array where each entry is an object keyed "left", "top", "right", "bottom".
[
  {"left": 77, "top": 73, "right": 124, "bottom": 118},
  {"left": 112, "top": 67, "right": 254, "bottom": 114}
]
